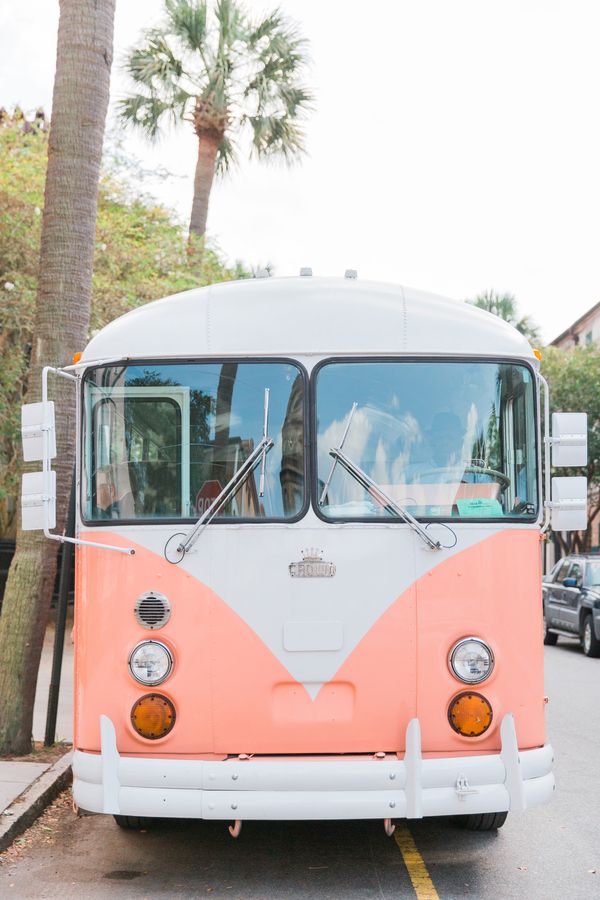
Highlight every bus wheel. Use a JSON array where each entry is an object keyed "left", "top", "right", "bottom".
[
  {"left": 582, "top": 614, "right": 600, "bottom": 658},
  {"left": 113, "top": 815, "right": 152, "bottom": 829},
  {"left": 459, "top": 811, "right": 508, "bottom": 831}
]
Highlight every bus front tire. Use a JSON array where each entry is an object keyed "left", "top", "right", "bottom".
[
  {"left": 113, "top": 815, "right": 152, "bottom": 830},
  {"left": 457, "top": 811, "right": 508, "bottom": 831}
]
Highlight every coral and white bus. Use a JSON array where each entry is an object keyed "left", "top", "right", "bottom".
[{"left": 22, "top": 274, "right": 588, "bottom": 835}]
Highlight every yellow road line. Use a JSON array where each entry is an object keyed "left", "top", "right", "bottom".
[{"left": 394, "top": 823, "right": 440, "bottom": 900}]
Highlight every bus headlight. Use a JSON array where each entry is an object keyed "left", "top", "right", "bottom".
[
  {"left": 449, "top": 637, "right": 494, "bottom": 684},
  {"left": 128, "top": 640, "right": 173, "bottom": 686}
]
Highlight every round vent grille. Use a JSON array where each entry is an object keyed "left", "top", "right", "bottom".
[{"left": 134, "top": 591, "right": 171, "bottom": 630}]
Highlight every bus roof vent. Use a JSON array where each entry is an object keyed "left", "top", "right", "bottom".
[
  {"left": 344, "top": 269, "right": 358, "bottom": 279},
  {"left": 299, "top": 267, "right": 313, "bottom": 277},
  {"left": 134, "top": 591, "right": 171, "bottom": 630}
]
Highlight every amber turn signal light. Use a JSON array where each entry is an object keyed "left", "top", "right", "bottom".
[
  {"left": 448, "top": 691, "right": 493, "bottom": 737},
  {"left": 131, "top": 694, "right": 176, "bottom": 740}
]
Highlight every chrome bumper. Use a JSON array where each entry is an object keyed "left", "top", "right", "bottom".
[{"left": 72, "top": 714, "right": 554, "bottom": 821}]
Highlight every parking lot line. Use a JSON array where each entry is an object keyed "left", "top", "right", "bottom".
[{"left": 394, "top": 823, "right": 440, "bottom": 900}]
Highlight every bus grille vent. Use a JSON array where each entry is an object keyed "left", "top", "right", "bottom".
[{"left": 134, "top": 591, "right": 171, "bottom": 630}]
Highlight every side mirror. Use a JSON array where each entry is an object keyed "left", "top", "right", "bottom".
[
  {"left": 550, "top": 476, "right": 587, "bottom": 532},
  {"left": 562, "top": 577, "right": 578, "bottom": 588},
  {"left": 551, "top": 413, "right": 587, "bottom": 467},
  {"left": 21, "top": 401, "right": 56, "bottom": 462},
  {"left": 21, "top": 471, "right": 56, "bottom": 531}
]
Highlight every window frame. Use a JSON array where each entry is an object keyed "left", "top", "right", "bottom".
[
  {"left": 80, "top": 356, "right": 310, "bottom": 527},
  {"left": 310, "top": 355, "right": 540, "bottom": 525},
  {"left": 90, "top": 393, "right": 184, "bottom": 519}
]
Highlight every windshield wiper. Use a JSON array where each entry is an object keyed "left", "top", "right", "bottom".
[
  {"left": 328, "top": 447, "right": 441, "bottom": 550},
  {"left": 176, "top": 388, "right": 273, "bottom": 556},
  {"left": 319, "top": 400, "right": 441, "bottom": 550}
]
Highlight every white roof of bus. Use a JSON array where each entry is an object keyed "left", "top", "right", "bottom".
[{"left": 81, "top": 276, "right": 536, "bottom": 362}]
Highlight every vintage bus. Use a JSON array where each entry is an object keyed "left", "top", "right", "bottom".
[{"left": 21, "top": 274, "right": 588, "bottom": 836}]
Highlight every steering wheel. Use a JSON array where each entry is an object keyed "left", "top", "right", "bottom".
[{"left": 415, "top": 465, "right": 511, "bottom": 491}]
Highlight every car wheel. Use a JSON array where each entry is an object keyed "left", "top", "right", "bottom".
[
  {"left": 457, "top": 811, "right": 508, "bottom": 831},
  {"left": 543, "top": 611, "right": 558, "bottom": 646},
  {"left": 582, "top": 614, "right": 600, "bottom": 658}
]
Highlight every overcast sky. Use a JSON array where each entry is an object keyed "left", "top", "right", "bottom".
[{"left": 2, "top": 0, "right": 600, "bottom": 344}]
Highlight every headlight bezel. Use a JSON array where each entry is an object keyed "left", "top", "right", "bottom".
[
  {"left": 128, "top": 639, "right": 174, "bottom": 686},
  {"left": 448, "top": 636, "right": 494, "bottom": 685}
]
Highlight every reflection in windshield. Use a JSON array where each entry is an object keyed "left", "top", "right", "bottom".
[
  {"left": 84, "top": 362, "right": 305, "bottom": 521},
  {"left": 316, "top": 361, "right": 537, "bottom": 520}
]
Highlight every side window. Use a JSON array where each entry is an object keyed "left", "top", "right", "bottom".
[
  {"left": 556, "top": 560, "right": 572, "bottom": 583},
  {"left": 92, "top": 397, "right": 182, "bottom": 519},
  {"left": 569, "top": 562, "right": 583, "bottom": 587}
]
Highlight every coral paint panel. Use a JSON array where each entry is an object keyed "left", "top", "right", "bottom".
[{"left": 414, "top": 529, "right": 544, "bottom": 751}]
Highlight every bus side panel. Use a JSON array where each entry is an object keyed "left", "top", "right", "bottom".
[{"left": 416, "top": 528, "right": 544, "bottom": 752}]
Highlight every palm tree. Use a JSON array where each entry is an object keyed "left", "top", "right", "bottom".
[
  {"left": 0, "top": 0, "right": 116, "bottom": 755},
  {"left": 120, "top": 0, "right": 313, "bottom": 244},
  {"left": 468, "top": 290, "right": 541, "bottom": 344}
]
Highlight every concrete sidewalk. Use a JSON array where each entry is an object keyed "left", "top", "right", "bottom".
[{"left": 0, "top": 615, "right": 74, "bottom": 851}]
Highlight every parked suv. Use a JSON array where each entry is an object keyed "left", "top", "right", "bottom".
[{"left": 543, "top": 555, "right": 600, "bottom": 657}]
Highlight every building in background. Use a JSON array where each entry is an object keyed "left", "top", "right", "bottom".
[{"left": 552, "top": 301, "right": 600, "bottom": 348}]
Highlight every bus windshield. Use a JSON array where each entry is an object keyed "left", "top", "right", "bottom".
[
  {"left": 316, "top": 360, "right": 538, "bottom": 520},
  {"left": 83, "top": 361, "right": 305, "bottom": 522}
]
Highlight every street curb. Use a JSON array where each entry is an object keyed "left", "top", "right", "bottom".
[{"left": 0, "top": 750, "right": 72, "bottom": 853}]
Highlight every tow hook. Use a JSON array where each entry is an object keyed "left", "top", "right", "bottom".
[{"left": 455, "top": 774, "right": 478, "bottom": 799}]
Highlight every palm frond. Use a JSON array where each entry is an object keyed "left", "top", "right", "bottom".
[
  {"left": 118, "top": 94, "right": 181, "bottom": 140},
  {"left": 246, "top": 114, "right": 306, "bottom": 161},
  {"left": 215, "top": 0, "right": 244, "bottom": 50},
  {"left": 165, "top": 0, "right": 208, "bottom": 53},
  {"left": 216, "top": 133, "right": 238, "bottom": 174},
  {"left": 126, "top": 30, "right": 184, "bottom": 87},
  {"left": 241, "top": 7, "right": 313, "bottom": 148},
  {"left": 246, "top": 8, "right": 286, "bottom": 47}
]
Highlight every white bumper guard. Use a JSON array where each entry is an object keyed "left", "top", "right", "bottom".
[{"left": 72, "top": 714, "right": 554, "bottom": 821}]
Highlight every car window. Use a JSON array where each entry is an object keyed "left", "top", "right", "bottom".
[
  {"left": 546, "top": 560, "right": 563, "bottom": 581},
  {"left": 556, "top": 560, "right": 572, "bottom": 583},
  {"left": 570, "top": 562, "right": 583, "bottom": 587},
  {"left": 584, "top": 561, "right": 600, "bottom": 587}
]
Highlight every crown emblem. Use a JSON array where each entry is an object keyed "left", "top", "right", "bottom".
[
  {"left": 301, "top": 547, "right": 323, "bottom": 561},
  {"left": 289, "top": 547, "right": 335, "bottom": 578}
]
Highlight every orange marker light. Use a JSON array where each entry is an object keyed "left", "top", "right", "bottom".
[
  {"left": 73, "top": 351, "right": 82, "bottom": 364},
  {"left": 533, "top": 349, "right": 542, "bottom": 361},
  {"left": 131, "top": 694, "right": 176, "bottom": 740},
  {"left": 448, "top": 692, "right": 493, "bottom": 737}
]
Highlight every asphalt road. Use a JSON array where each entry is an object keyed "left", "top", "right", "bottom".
[{"left": 1, "top": 641, "right": 599, "bottom": 900}]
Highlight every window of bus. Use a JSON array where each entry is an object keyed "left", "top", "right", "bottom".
[
  {"left": 315, "top": 360, "right": 538, "bottom": 521},
  {"left": 83, "top": 362, "right": 305, "bottom": 521}
]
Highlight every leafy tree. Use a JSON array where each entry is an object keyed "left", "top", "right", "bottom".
[
  {"left": 119, "top": 0, "right": 313, "bottom": 245},
  {"left": 0, "top": 115, "right": 249, "bottom": 540},
  {"left": 468, "top": 290, "right": 541, "bottom": 344},
  {"left": 541, "top": 345, "right": 600, "bottom": 555}
]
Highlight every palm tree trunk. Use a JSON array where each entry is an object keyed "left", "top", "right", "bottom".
[
  {"left": 0, "top": 0, "right": 115, "bottom": 755},
  {"left": 189, "top": 131, "right": 221, "bottom": 242}
]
